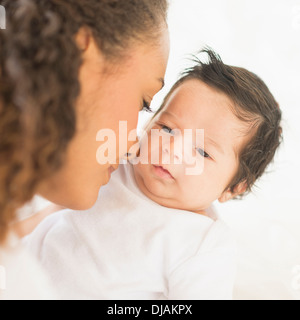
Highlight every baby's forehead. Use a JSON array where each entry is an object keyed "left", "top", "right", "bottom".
[
  {"left": 161, "top": 80, "right": 237, "bottom": 123},
  {"left": 158, "top": 80, "right": 254, "bottom": 152}
]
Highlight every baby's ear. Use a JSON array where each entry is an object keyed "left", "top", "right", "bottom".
[{"left": 218, "top": 181, "right": 248, "bottom": 203}]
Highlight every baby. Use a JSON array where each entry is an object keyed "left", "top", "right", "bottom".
[{"left": 25, "top": 49, "right": 282, "bottom": 300}]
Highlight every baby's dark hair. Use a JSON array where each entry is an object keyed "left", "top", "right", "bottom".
[{"left": 154, "top": 48, "right": 282, "bottom": 197}]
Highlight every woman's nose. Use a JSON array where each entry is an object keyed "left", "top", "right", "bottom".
[
  {"left": 123, "top": 152, "right": 137, "bottom": 161},
  {"left": 120, "top": 131, "right": 140, "bottom": 161}
]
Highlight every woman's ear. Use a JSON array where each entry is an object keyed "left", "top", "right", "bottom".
[
  {"left": 75, "top": 27, "right": 91, "bottom": 51},
  {"left": 218, "top": 181, "right": 248, "bottom": 203}
]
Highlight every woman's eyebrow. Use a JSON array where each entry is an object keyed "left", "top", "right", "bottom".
[{"left": 161, "top": 110, "right": 177, "bottom": 119}]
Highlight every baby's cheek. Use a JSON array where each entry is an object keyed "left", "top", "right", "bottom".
[
  {"left": 177, "top": 176, "right": 195, "bottom": 196},
  {"left": 182, "top": 173, "right": 211, "bottom": 201},
  {"left": 137, "top": 135, "right": 152, "bottom": 164},
  {"left": 148, "top": 133, "right": 162, "bottom": 165}
]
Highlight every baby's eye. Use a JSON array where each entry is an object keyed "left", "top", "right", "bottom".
[
  {"left": 196, "top": 147, "right": 210, "bottom": 159},
  {"left": 161, "top": 125, "right": 175, "bottom": 135}
]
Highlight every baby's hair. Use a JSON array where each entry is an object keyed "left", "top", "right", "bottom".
[{"left": 153, "top": 48, "right": 282, "bottom": 198}]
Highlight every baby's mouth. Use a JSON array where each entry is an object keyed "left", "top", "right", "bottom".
[{"left": 152, "top": 165, "right": 175, "bottom": 180}]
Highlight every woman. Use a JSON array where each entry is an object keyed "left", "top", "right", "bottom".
[{"left": 0, "top": 0, "right": 169, "bottom": 299}]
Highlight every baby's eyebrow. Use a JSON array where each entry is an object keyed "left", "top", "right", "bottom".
[{"left": 205, "top": 136, "right": 225, "bottom": 155}]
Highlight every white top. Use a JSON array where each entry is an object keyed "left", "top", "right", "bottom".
[
  {"left": 25, "top": 163, "right": 237, "bottom": 300},
  {"left": 0, "top": 234, "right": 56, "bottom": 300}
]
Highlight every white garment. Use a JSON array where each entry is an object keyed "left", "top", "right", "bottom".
[
  {"left": 25, "top": 163, "right": 236, "bottom": 300},
  {"left": 0, "top": 233, "right": 56, "bottom": 300}
]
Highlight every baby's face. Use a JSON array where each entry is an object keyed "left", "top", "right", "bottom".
[{"left": 133, "top": 79, "right": 250, "bottom": 214}]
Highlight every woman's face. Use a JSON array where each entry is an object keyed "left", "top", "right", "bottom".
[{"left": 38, "top": 28, "right": 170, "bottom": 210}]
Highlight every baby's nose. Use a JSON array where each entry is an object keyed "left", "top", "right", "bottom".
[{"left": 162, "top": 137, "right": 183, "bottom": 164}]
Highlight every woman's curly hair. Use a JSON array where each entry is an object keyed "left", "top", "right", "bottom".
[{"left": 0, "top": 0, "right": 168, "bottom": 243}]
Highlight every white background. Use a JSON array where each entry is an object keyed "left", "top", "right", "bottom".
[
  {"left": 138, "top": 0, "right": 300, "bottom": 299},
  {"left": 23, "top": 0, "right": 300, "bottom": 300}
]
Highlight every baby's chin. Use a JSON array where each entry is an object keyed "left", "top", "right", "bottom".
[
  {"left": 135, "top": 165, "right": 193, "bottom": 210},
  {"left": 143, "top": 184, "right": 209, "bottom": 216},
  {"left": 139, "top": 184, "right": 199, "bottom": 213},
  {"left": 143, "top": 186, "right": 180, "bottom": 209},
  {"left": 133, "top": 164, "right": 177, "bottom": 205},
  {"left": 133, "top": 165, "right": 209, "bottom": 215}
]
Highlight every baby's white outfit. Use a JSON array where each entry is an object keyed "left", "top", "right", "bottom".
[
  {"left": 25, "top": 163, "right": 236, "bottom": 300},
  {"left": 0, "top": 234, "right": 57, "bottom": 300}
]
